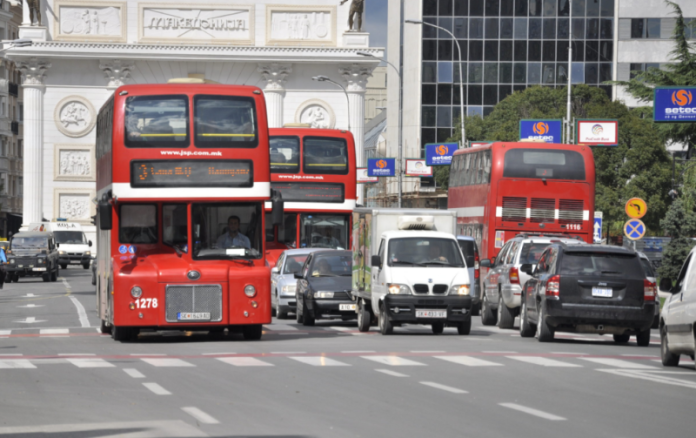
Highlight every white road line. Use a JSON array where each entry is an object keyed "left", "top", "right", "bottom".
[
  {"left": 130, "top": 354, "right": 167, "bottom": 356},
  {"left": 0, "top": 359, "right": 37, "bottom": 369},
  {"left": 620, "top": 354, "right": 659, "bottom": 359},
  {"left": 499, "top": 403, "right": 566, "bottom": 421},
  {"left": 0, "top": 330, "right": 10, "bottom": 337},
  {"left": 264, "top": 325, "right": 298, "bottom": 331},
  {"left": 289, "top": 356, "right": 350, "bottom": 367},
  {"left": 68, "top": 296, "right": 90, "bottom": 328},
  {"left": 142, "top": 382, "right": 171, "bottom": 395},
  {"left": 271, "top": 351, "right": 306, "bottom": 355},
  {"left": 67, "top": 358, "right": 115, "bottom": 368},
  {"left": 551, "top": 352, "right": 587, "bottom": 355},
  {"left": 23, "top": 294, "right": 35, "bottom": 298},
  {"left": 40, "top": 329, "right": 69, "bottom": 335},
  {"left": 61, "top": 279, "right": 71, "bottom": 289},
  {"left": 411, "top": 350, "right": 446, "bottom": 353},
  {"left": 361, "top": 356, "right": 426, "bottom": 366},
  {"left": 217, "top": 357, "right": 274, "bottom": 367},
  {"left": 420, "top": 382, "right": 468, "bottom": 394},
  {"left": 581, "top": 358, "right": 657, "bottom": 369},
  {"left": 0, "top": 354, "right": 22, "bottom": 356},
  {"left": 181, "top": 407, "right": 220, "bottom": 424},
  {"left": 375, "top": 369, "right": 409, "bottom": 377},
  {"left": 58, "top": 353, "right": 96, "bottom": 356},
  {"left": 141, "top": 358, "right": 195, "bottom": 367},
  {"left": 435, "top": 355, "right": 503, "bottom": 367},
  {"left": 95, "top": 327, "right": 101, "bottom": 333},
  {"left": 483, "top": 351, "right": 517, "bottom": 353},
  {"left": 202, "top": 352, "right": 236, "bottom": 355},
  {"left": 598, "top": 369, "right": 696, "bottom": 389},
  {"left": 342, "top": 350, "right": 375, "bottom": 353},
  {"left": 327, "top": 326, "right": 352, "bottom": 331},
  {"left": 17, "top": 304, "right": 43, "bottom": 308},
  {"left": 507, "top": 356, "right": 582, "bottom": 368},
  {"left": 123, "top": 368, "right": 145, "bottom": 378}
]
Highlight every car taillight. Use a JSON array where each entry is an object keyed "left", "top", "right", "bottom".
[
  {"left": 545, "top": 275, "right": 560, "bottom": 299},
  {"left": 474, "top": 252, "right": 480, "bottom": 279},
  {"left": 644, "top": 279, "right": 656, "bottom": 302},
  {"left": 509, "top": 267, "right": 520, "bottom": 284}
]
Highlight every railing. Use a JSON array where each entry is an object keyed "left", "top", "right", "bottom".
[
  {"left": 11, "top": 121, "right": 18, "bottom": 135},
  {"left": 8, "top": 82, "right": 18, "bottom": 97}
]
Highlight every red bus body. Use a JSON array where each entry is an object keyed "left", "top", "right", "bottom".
[
  {"left": 95, "top": 84, "right": 272, "bottom": 337},
  {"left": 448, "top": 142, "right": 595, "bottom": 268},
  {"left": 265, "top": 128, "right": 357, "bottom": 266}
]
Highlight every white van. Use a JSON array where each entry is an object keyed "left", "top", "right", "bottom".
[{"left": 26, "top": 222, "right": 93, "bottom": 269}]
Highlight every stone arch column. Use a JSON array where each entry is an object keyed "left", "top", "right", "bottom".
[
  {"left": 258, "top": 63, "right": 292, "bottom": 128},
  {"left": 340, "top": 64, "right": 371, "bottom": 205}
]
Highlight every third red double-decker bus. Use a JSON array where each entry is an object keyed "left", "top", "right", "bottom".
[
  {"left": 264, "top": 128, "right": 357, "bottom": 266},
  {"left": 448, "top": 142, "right": 595, "bottom": 267}
]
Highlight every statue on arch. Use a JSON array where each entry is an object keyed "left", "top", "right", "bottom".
[
  {"left": 27, "top": 0, "right": 42, "bottom": 26},
  {"left": 340, "top": 0, "right": 364, "bottom": 32}
]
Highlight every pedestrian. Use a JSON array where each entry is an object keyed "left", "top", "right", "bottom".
[{"left": 0, "top": 244, "right": 7, "bottom": 289}]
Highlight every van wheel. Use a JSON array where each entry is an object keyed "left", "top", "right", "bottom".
[
  {"left": 661, "top": 326, "right": 680, "bottom": 366},
  {"left": 431, "top": 322, "right": 444, "bottom": 335},
  {"left": 481, "top": 295, "right": 497, "bottom": 326},
  {"left": 12, "top": 274, "right": 19, "bottom": 283},
  {"left": 50, "top": 270, "right": 57, "bottom": 282},
  {"left": 42, "top": 274, "right": 50, "bottom": 282},
  {"left": 379, "top": 305, "right": 393, "bottom": 335},
  {"left": 60, "top": 264, "right": 68, "bottom": 270},
  {"left": 636, "top": 328, "right": 651, "bottom": 347},
  {"left": 457, "top": 316, "right": 471, "bottom": 335},
  {"left": 535, "top": 306, "right": 554, "bottom": 342},
  {"left": 82, "top": 263, "right": 90, "bottom": 270},
  {"left": 357, "top": 301, "right": 371, "bottom": 332},
  {"left": 497, "top": 295, "right": 515, "bottom": 329},
  {"left": 519, "top": 301, "right": 535, "bottom": 338},
  {"left": 613, "top": 334, "right": 630, "bottom": 344}
]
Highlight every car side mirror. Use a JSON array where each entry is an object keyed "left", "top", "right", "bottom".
[
  {"left": 271, "top": 266, "right": 280, "bottom": 274},
  {"left": 520, "top": 263, "right": 534, "bottom": 275},
  {"left": 55, "top": 243, "right": 60, "bottom": 248},
  {"left": 88, "top": 240, "right": 93, "bottom": 247},
  {"left": 294, "top": 272, "right": 304, "bottom": 279},
  {"left": 371, "top": 255, "right": 381, "bottom": 267},
  {"left": 480, "top": 259, "right": 491, "bottom": 268},
  {"left": 659, "top": 278, "right": 673, "bottom": 293}
]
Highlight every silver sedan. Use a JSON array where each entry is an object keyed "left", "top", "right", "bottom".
[{"left": 271, "top": 248, "right": 325, "bottom": 319}]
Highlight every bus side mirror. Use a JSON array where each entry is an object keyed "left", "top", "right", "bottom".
[
  {"left": 480, "top": 259, "right": 491, "bottom": 268},
  {"left": 98, "top": 201, "right": 112, "bottom": 230},
  {"left": 271, "top": 190, "right": 284, "bottom": 226}
]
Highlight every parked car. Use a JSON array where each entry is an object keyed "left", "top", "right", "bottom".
[
  {"left": 295, "top": 250, "right": 355, "bottom": 326},
  {"left": 457, "top": 236, "right": 481, "bottom": 316},
  {"left": 5, "top": 231, "right": 61, "bottom": 282},
  {"left": 481, "top": 234, "right": 584, "bottom": 328},
  {"left": 270, "top": 248, "right": 324, "bottom": 319},
  {"left": 519, "top": 244, "right": 655, "bottom": 345},
  {"left": 658, "top": 245, "right": 696, "bottom": 367},
  {"left": 637, "top": 251, "right": 660, "bottom": 329}
]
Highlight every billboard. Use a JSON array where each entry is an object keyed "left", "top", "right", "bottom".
[
  {"left": 367, "top": 158, "right": 396, "bottom": 177},
  {"left": 405, "top": 159, "right": 433, "bottom": 177},
  {"left": 519, "top": 119, "right": 562, "bottom": 143},
  {"left": 425, "top": 143, "right": 457, "bottom": 166},
  {"left": 576, "top": 119, "right": 618, "bottom": 146},
  {"left": 654, "top": 87, "right": 696, "bottom": 122},
  {"left": 356, "top": 168, "right": 378, "bottom": 183}
]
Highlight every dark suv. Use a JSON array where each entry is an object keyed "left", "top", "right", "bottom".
[
  {"left": 519, "top": 244, "right": 656, "bottom": 345},
  {"left": 6, "top": 232, "right": 61, "bottom": 282}
]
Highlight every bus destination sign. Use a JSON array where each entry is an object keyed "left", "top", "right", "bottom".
[
  {"left": 271, "top": 183, "right": 344, "bottom": 203},
  {"left": 131, "top": 160, "right": 253, "bottom": 188}
]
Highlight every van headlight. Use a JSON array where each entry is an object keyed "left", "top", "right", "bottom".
[
  {"left": 84, "top": 251, "right": 91, "bottom": 256},
  {"left": 449, "top": 284, "right": 470, "bottom": 296},
  {"left": 281, "top": 284, "right": 296, "bottom": 295},
  {"left": 314, "top": 291, "right": 334, "bottom": 298},
  {"left": 37, "top": 258, "right": 45, "bottom": 264},
  {"left": 59, "top": 251, "right": 66, "bottom": 255},
  {"left": 9, "top": 258, "right": 15, "bottom": 264},
  {"left": 388, "top": 284, "right": 411, "bottom": 295}
]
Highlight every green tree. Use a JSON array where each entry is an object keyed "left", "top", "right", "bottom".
[{"left": 658, "top": 198, "right": 696, "bottom": 280}]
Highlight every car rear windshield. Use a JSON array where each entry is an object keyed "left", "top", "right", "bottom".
[
  {"left": 458, "top": 240, "right": 477, "bottom": 266},
  {"left": 519, "top": 243, "right": 551, "bottom": 264},
  {"left": 310, "top": 254, "right": 352, "bottom": 277},
  {"left": 503, "top": 149, "right": 586, "bottom": 180},
  {"left": 640, "top": 258, "right": 655, "bottom": 278},
  {"left": 283, "top": 255, "right": 309, "bottom": 275},
  {"left": 560, "top": 252, "right": 642, "bottom": 276}
]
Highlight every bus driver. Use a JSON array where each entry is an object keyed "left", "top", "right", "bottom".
[{"left": 216, "top": 216, "right": 251, "bottom": 249}]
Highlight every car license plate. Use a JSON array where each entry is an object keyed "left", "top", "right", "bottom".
[
  {"left": 416, "top": 309, "right": 447, "bottom": 318},
  {"left": 177, "top": 312, "right": 211, "bottom": 321},
  {"left": 339, "top": 304, "right": 356, "bottom": 311},
  {"left": 33, "top": 268, "right": 46, "bottom": 272},
  {"left": 592, "top": 287, "right": 613, "bottom": 298}
]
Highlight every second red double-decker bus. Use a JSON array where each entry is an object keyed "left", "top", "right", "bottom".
[
  {"left": 95, "top": 81, "right": 281, "bottom": 342},
  {"left": 448, "top": 142, "right": 595, "bottom": 266},
  {"left": 265, "top": 128, "right": 357, "bottom": 266}
]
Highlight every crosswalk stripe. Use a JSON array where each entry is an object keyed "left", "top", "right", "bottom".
[
  {"left": 142, "top": 382, "right": 171, "bottom": 395},
  {"left": 507, "top": 356, "right": 582, "bottom": 367},
  {"left": 0, "top": 330, "right": 10, "bottom": 336},
  {"left": 289, "top": 356, "right": 350, "bottom": 367},
  {"left": 435, "top": 355, "right": 503, "bottom": 367},
  {"left": 581, "top": 358, "right": 657, "bottom": 369},
  {"left": 327, "top": 326, "right": 352, "bottom": 331},
  {"left": 0, "top": 359, "right": 37, "bottom": 369},
  {"left": 40, "top": 329, "right": 69, "bottom": 335},
  {"left": 217, "top": 357, "right": 274, "bottom": 367},
  {"left": 66, "top": 358, "right": 115, "bottom": 368},
  {"left": 264, "top": 325, "right": 298, "bottom": 331},
  {"left": 375, "top": 369, "right": 409, "bottom": 377},
  {"left": 420, "top": 381, "right": 468, "bottom": 394},
  {"left": 141, "top": 358, "right": 195, "bottom": 367},
  {"left": 361, "top": 355, "right": 426, "bottom": 366},
  {"left": 123, "top": 368, "right": 145, "bottom": 378}
]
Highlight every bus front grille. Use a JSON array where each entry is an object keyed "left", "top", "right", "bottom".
[
  {"left": 165, "top": 285, "right": 223, "bottom": 322},
  {"left": 559, "top": 199, "right": 584, "bottom": 224},
  {"left": 502, "top": 197, "right": 527, "bottom": 222},
  {"left": 530, "top": 198, "right": 555, "bottom": 223}
]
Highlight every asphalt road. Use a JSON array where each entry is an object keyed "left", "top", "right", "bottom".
[{"left": 0, "top": 268, "right": 694, "bottom": 438}]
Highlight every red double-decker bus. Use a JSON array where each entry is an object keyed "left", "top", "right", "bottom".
[
  {"left": 448, "top": 142, "right": 595, "bottom": 266},
  {"left": 265, "top": 128, "right": 357, "bottom": 266},
  {"left": 95, "top": 82, "right": 281, "bottom": 341}
]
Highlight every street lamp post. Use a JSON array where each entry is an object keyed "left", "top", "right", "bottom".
[
  {"left": 356, "top": 51, "right": 404, "bottom": 207},
  {"left": 0, "top": 38, "right": 33, "bottom": 52},
  {"left": 406, "top": 19, "right": 465, "bottom": 149},
  {"left": 312, "top": 75, "right": 351, "bottom": 131},
  {"left": 566, "top": 1, "right": 573, "bottom": 144}
]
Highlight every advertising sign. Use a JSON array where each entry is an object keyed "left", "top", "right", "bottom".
[
  {"left": 425, "top": 143, "right": 457, "bottom": 166},
  {"left": 367, "top": 158, "right": 396, "bottom": 177},
  {"left": 519, "top": 119, "right": 562, "bottom": 143},
  {"left": 576, "top": 120, "right": 618, "bottom": 146},
  {"left": 405, "top": 159, "right": 433, "bottom": 177},
  {"left": 654, "top": 87, "right": 696, "bottom": 122},
  {"left": 356, "top": 168, "right": 378, "bottom": 183}
]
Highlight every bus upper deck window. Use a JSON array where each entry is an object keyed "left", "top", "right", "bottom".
[
  {"left": 125, "top": 95, "right": 188, "bottom": 148},
  {"left": 194, "top": 95, "right": 258, "bottom": 148},
  {"left": 270, "top": 136, "right": 300, "bottom": 173},
  {"left": 503, "top": 148, "right": 585, "bottom": 180},
  {"left": 303, "top": 137, "right": 348, "bottom": 175}
]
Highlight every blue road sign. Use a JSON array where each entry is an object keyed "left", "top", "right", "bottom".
[
  {"left": 624, "top": 219, "right": 646, "bottom": 241},
  {"left": 425, "top": 143, "right": 457, "bottom": 166},
  {"left": 593, "top": 217, "right": 602, "bottom": 244},
  {"left": 519, "top": 120, "right": 562, "bottom": 143},
  {"left": 654, "top": 87, "right": 696, "bottom": 123},
  {"left": 367, "top": 158, "right": 396, "bottom": 177}
]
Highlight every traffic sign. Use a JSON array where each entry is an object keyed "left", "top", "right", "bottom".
[
  {"left": 593, "top": 211, "right": 603, "bottom": 244},
  {"left": 625, "top": 198, "right": 647, "bottom": 219},
  {"left": 624, "top": 219, "right": 646, "bottom": 241}
]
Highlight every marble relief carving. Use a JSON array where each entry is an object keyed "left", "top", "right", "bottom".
[
  {"left": 59, "top": 150, "right": 91, "bottom": 177},
  {"left": 266, "top": 6, "right": 335, "bottom": 46},
  {"left": 55, "top": 2, "right": 127, "bottom": 41},
  {"left": 295, "top": 100, "right": 336, "bottom": 129},
  {"left": 59, "top": 195, "right": 90, "bottom": 220},
  {"left": 54, "top": 96, "right": 97, "bottom": 138},
  {"left": 139, "top": 5, "right": 253, "bottom": 44}
]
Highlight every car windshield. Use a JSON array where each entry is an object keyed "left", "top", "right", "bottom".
[
  {"left": 11, "top": 237, "right": 48, "bottom": 249},
  {"left": 560, "top": 252, "right": 642, "bottom": 276},
  {"left": 53, "top": 231, "right": 86, "bottom": 245},
  {"left": 310, "top": 254, "right": 352, "bottom": 277},
  {"left": 519, "top": 243, "right": 551, "bottom": 264},
  {"left": 283, "top": 254, "right": 309, "bottom": 275},
  {"left": 192, "top": 203, "right": 262, "bottom": 260},
  {"left": 388, "top": 238, "right": 465, "bottom": 267}
]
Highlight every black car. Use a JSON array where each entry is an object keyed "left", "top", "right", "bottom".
[
  {"left": 6, "top": 231, "right": 61, "bottom": 282},
  {"left": 295, "top": 250, "right": 355, "bottom": 326},
  {"left": 519, "top": 244, "right": 655, "bottom": 345}
]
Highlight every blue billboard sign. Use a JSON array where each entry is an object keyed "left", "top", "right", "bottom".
[
  {"left": 425, "top": 143, "right": 457, "bottom": 166},
  {"left": 367, "top": 158, "right": 396, "bottom": 177},
  {"left": 654, "top": 87, "right": 696, "bottom": 122},
  {"left": 519, "top": 119, "right": 562, "bottom": 143}
]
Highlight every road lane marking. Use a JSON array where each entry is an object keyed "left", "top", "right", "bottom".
[
  {"left": 264, "top": 325, "right": 298, "bottom": 331},
  {"left": 217, "top": 357, "right": 273, "bottom": 367},
  {"left": 420, "top": 382, "right": 468, "bottom": 394},
  {"left": 141, "top": 358, "right": 195, "bottom": 367},
  {"left": 130, "top": 354, "right": 167, "bottom": 356},
  {"left": 17, "top": 304, "right": 43, "bottom": 308},
  {"left": 327, "top": 326, "right": 352, "bottom": 331},
  {"left": 67, "top": 358, "right": 115, "bottom": 368},
  {"left": 15, "top": 317, "right": 45, "bottom": 324},
  {"left": 499, "top": 403, "right": 566, "bottom": 421},
  {"left": 68, "top": 296, "right": 91, "bottom": 328},
  {"left": 620, "top": 354, "right": 659, "bottom": 358},
  {"left": 375, "top": 369, "right": 409, "bottom": 377},
  {"left": 598, "top": 369, "right": 696, "bottom": 389},
  {"left": 435, "top": 356, "right": 503, "bottom": 367},
  {"left": 0, "top": 359, "right": 36, "bottom": 369},
  {"left": 40, "top": 329, "right": 69, "bottom": 335},
  {"left": 361, "top": 356, "right": 426, "bottom": 366},
  {"left": 289, "top": 356, "right": 350, "bottom": 366},
  {"left": 181, "top": 407, "right": 220, "bottom": 424},
  {"left": 0, "top": 330, "right": 10, "bottom": 337},
  {"left": 483, "top": 351, "right": 517, "bottom": 353},
  {"left": 142, "top": 382, "right": 171, "bottom": 395},
  {"left": 271, "top": 351, "right": 306, "bottom": 355},
  {"left": 342, "top": 350, "right": 375, "bottom": 353},
  {"left": 202, "top": 352, "right": 237, "bottom": 355},
  {"left": 58, "top": 353, "right": 96, "bottom": 356},
  {"left": 411, "top": 350, "right": 446, "bottom": 353},
  {"left": 581, "top": 358, "right": 657, "bottom": 369},
  {"left": 507, "top": 356, "right": 582, "bottom": 367},
  {"left": 123, "top": 368, "right": 145, "bottom": 378},
  {"left": 0, "top": 354, "right": 22, "bottom": 356}
]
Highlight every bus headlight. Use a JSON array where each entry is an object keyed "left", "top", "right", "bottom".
[
  {"left": 388, "top": 284, "right": 411, "bottom": 295},
  {"left": 449, "top": 284, "right": 470, "bottom": 296},
  {"left": 244, "top": 285, "right": 257, "bottom": 298},
  {"left": 131, "top": 286, "right": 143, "bottom": 298},
  {"left": 314, "top": 291, "right": 334, "bottom": 298}
]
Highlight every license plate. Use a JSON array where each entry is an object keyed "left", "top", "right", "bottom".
[
  {"left": 416, "top": 309, "right": 447, "bottom": 318},
  {"left": 592, "top": 287, "right": 613, "bottom": 298},
  {"left": 33, "top": 268, "right": 46, "bottom": 272},
  {"left": 177, "top": 312, "right": 211, "bottom": 321},
  {"left": 339, "top": 304, "right": 356, "bottom": 311}
]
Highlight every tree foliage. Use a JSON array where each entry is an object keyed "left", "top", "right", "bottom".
[{"left": 657, "top": 198, "right": 696, "bottom": 280}]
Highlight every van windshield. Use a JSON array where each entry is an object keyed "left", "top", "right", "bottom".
[
  {"left": 54, "top": 231, "right": 87, "bottom": 245},
  {"left": 11, "top": 237, "right": 48, "bottom": 249},
  {"left": 387, "top": 238, "right": 465, "bottom": 268}
]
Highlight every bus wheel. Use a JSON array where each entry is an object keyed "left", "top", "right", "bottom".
[
  {"left": 112, "top": 326, "right": 137, "bottom": 342},
  {"left": 13, "top": 275, "right": 19, "bottom": 282},
  {"left": 242, "top": 324, "right": 262, "bottom": 340}
]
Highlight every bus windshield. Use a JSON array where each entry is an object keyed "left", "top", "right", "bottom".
[
  {"left": 125, "top": 95, "right": 188, "bottom": 147},
  {"left": 503, "top": 149, "right": 586, "bottom": 180},
  {"left": 192, "top": 203, "right": 262, "bottom": 260},
  {"left": 270, "top": 136, "right": 300, "bottom": 173},
  {"left": 53, "top": 231, "right": 87, "bottom": 245},
  {"left": 194, "top": 96, "right": 257, "bottom": 147}
]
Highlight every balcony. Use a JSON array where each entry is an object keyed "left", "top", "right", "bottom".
[
  {"left": 11, "top": 121, "right": 18, "bottom": 135},
  {"left": 8, "top": 82, "right": 18, "bottom": 97}
]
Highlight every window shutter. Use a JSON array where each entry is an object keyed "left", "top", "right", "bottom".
[
  {"left": 617, "top": 63, "right": 631, "bottom": 81},
  {"left": 618, "top": 19, "right": 631, "bottom": 40},
  {"left": 661, "top": 18, "right": 676, "bottom": 39}
]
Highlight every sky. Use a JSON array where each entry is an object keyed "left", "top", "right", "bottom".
[{"left": 364, "top": 0, "right": 389, "bottom": 54}]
